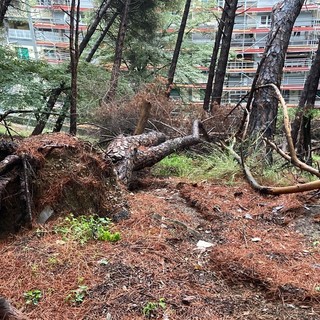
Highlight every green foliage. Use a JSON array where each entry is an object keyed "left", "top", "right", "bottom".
[
  {"left": 142, "top": 298, "right": 166, "bottom": 318},
  {"left": 153, "top": 151, "right": 241, "bottom": 184},
  {"left": 197, "top": 152, "right": 241, "bottom": 183},
  {"left": 55, "top": 214, "right": 121, "bottom": 245},
  {"left": 23, "top": 289, "right": 42, "bottom": 305},
  {"left": 66, "top": 285, "right": 88, "bottom": 305},
  {"left": 77, "top": 61, "right": 111, "bottom": 119},
  {"left": 0, "top": 46, "right": 68, "bottom": 111},
  {"left": 152, "top": 153, "right": 197, "bottom": 177},
  {"left": 254, "top": 164, "right": 291, "bottom": 186}
]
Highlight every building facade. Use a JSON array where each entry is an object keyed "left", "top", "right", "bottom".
[
  {"left": 4, "top": 0, "right": 320, "bottom": 106},
  {"left": 4, "top": 0, "right": 93, "bottom": 62},
  {"left": 187, "top": 0, "right": 320, "bottom": 106}
]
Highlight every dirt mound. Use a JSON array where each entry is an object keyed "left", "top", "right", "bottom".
[{"left": 0, "top": 133, "right": 127, "bottom": 236}]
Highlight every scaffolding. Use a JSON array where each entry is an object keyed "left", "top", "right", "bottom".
[
  {"left": 31, "top": 0, "right": 91, "bottom": 63},
  {"left": 187, "top": 0, "right": 320, "bottom": 105}
]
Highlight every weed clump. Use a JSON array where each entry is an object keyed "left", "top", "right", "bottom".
[
  {"left": 55, "top": 214, "right": 121, "bottom": 245},
  {"left": 152, "top": 150, "right": 241, "bottom": 184}
]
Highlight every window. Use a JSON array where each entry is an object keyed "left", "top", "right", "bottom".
[
  {"left": 38, "top": 0, "right": 52, "bottom": 5},
  {"left": 15, "top": 47, "right": 30, "bottom": 60},
  {"left": 260, "top": 15, "right": 271, "bottom": 26},
  {"left": 7, "top": 20, "right": 29, "bottom": 30},
  {"left": 170, "top": 88, "right": 181, "bottom": 100}
]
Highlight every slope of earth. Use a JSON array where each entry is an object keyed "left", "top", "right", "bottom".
[{"left": 0, "top": 174, "right": 320, "bottom": 319}]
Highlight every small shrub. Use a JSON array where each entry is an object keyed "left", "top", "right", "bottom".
[
  {"left": 142, "top": 298, "right": 166, "bottom": 318},
  {"left": 193, "top": 151, "right": 241, "bottom": 183},
  {"left": 66, "top": 285, "right": 88, "bottom": 305},
  {"left": 152, "top": 153, "right": 196, "bottom": 177},
  {"left": 55, "top": 214, "right": 121, "bottom": 245},
  {"left": 23, "top": 289, "right": 42, "bottom": 305},
  {"left": 153, "top": 151, "right": 241, "bottom": 184}
]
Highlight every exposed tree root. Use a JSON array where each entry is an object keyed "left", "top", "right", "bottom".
[
  {"left": 0, "top": 296, "right": 29, "bottom": 320},
  {"left": 0, "top": 133, "right": 127, "bottom": 236}
]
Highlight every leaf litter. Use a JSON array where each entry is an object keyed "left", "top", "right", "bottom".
[{"left": 0, "top": 165, "right": 320, "bottom": 319}]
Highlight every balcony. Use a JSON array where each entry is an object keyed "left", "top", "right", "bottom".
[{"left": 8, "top": 28, "right": 32, "bottom": 39}]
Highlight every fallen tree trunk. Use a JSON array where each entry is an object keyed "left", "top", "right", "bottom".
[{"left": 106, "top": 120, "right": 207, "bottom": 185}]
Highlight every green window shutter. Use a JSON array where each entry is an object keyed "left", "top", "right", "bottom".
[{"left": 15, "top": 47, "right": 30, "bottom": 60}]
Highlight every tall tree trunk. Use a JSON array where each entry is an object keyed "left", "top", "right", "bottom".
[
  {"left": 78, "top": 0, "right": 111, "bottom": 57},
  {"left": 0, "top": 0, "right": 11, "bottom": 26},
  {"left": 69, "top": 0, "right": 81, "bottom": 135},
  {"left": 53, "top": 95, "right": 70, "bottom": 132},
  {"left": 103, "top": 0, "right": 131, "bottom": 103},
  {"left": 85, "top": 10, "right": 119, "bottom": 63},
  {"left": 248, "top": 0, "right": 304, "bottom": 141},
  {"left": 166, "top": 0, "right": 192, "bottom": 97},
  {"left": 211, "top": 0, "right": 238, "bottom": 106},
  {"left": 33, "top": 1, "right": 113, "bottom": 134},
  {"left": 291, "top": 40, "right": 320, "bottom": 162},
  {"left": 203, "top": 8, "right": 227, "bottom": 112},
  {"left": 31, "top": 83, "right": 65, "bottom": 136}
]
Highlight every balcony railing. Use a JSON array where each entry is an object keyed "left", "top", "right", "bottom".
[{"left": 8, "top": 29, "right": 32, "bottom": 39}]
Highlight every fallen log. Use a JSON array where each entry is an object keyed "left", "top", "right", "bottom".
[
  {"left": 223, "top": 141, "right": 320, "bottom": 195},
  {"left": 105, "top": 120, "right": 207, "bottom": 186}
]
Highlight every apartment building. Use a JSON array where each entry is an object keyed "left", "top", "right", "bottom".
[
  {"left": 4, "top": 0, "right": 320, "bottom": 106},
  {"left": 187, "top": 0, "right": 320, "bottom": 105},
  {"left": 4, "top": 0, "right": 93, "bottom": 62}
]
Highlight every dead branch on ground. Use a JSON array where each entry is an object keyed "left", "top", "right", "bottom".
[{"left": 225, "top": 83, "right": 320, "bottom": 195}]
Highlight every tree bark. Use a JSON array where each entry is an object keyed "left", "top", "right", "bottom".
[
  {"left": 247, "top": 0, "right": 304, "bottom": 141},
  {"left": 211, "top": 0, "right": 238, "bottom": 106},
  {"left": 85, "top": 10, "right": 119, "bottom": 63},
  {"left": 32, "top": 83, "right": 65, "bottom": 136},
  {"left": 69, "top": 0, "right": 81, "bottom": 135},
  {"left": 0, "top": 296, "right": 29, "bottom": 320},
  {"left": 0, "top": 0, "right": 11, "bottom": 26},
  {"left": 52, "top": 95, "right": 70, "bottom": 132},
  {"left": 78, "top": 0, "right": 112, "bottom": 57},
  {"left": 291, "top": 40, "right": 320, "bottom": 162},
  {"left": 106, "top": 120, "right": 206, "bottom": 186},
  {"left": 203, "top": 7, "right": 227, "bottom": 112},
  {"left": 133, "top": 100, "right": 152, "bottom": 135},
  {"left": 103, "top": 0, "right": 131, "bottom": 103},
  {"left": 166, "top": 0, "right": 192, "bottom": 97}
]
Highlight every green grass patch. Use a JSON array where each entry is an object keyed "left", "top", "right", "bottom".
[
  {"left": 152, "top": 153, "right": 196, "bottom": 178},
  {"left": 152, "top": 150, "right": 241, "bottom": 184},
  {"left": 55, "top": 214, "right": 121, "bottom": 245}
]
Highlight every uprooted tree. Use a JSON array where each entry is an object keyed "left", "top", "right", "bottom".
[{"left": 0, "top": 111, "right": 210, "bottom": 237}]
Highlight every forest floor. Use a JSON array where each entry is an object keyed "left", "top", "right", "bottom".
[{"left": 1, "top": 147, "right": 320, "bottom": 319}]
